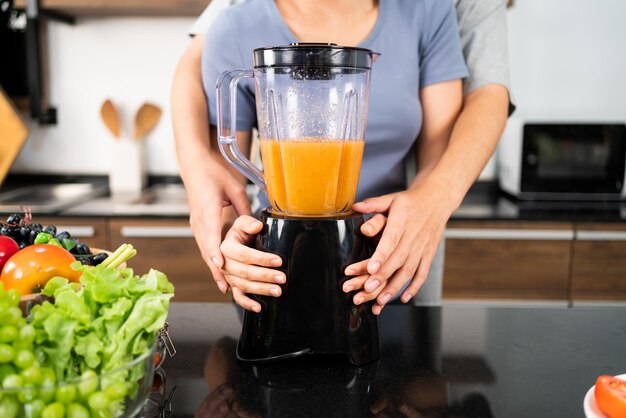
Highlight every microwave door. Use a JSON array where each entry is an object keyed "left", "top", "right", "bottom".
[{"left": 520, "top": 123, "right": 626, "bottom": 200}]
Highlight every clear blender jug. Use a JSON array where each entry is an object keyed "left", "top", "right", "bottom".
[{"left": 216, "top": 43, "right": 376, "bottom": 217}]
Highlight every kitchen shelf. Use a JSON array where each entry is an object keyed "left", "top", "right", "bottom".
[{"left": 14, "top": 0, "right": 209, "bottom": 17}]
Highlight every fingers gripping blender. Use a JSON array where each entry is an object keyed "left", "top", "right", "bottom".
[{"left": 216, "top": 44, "right": 380, "bottom": 365}]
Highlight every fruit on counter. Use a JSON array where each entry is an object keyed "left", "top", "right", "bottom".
[
  {"left": 595, "top": 375, "right": 626, "bottom": 418},
  {"left": 0, "top": 213, "right": 108, "bottom": 266},
  {"left": 0, "top": 244, "right": 81, "bottom": 295},
  {"left": 0, "top": 242, "right": 138, "bottom": 296},
  {"left": 0, "top": 252, "right": 175, "bottom": 417},
  {"left": 0, "top": 235, "right": 19, "bottom": 270}
]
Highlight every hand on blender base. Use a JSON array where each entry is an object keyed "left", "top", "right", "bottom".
[
  {"left": 185, "top": 157, "right": 251, "bottom": 296},
  {"left": 219, "top": 215, "right": 286, "bottom": 313},
  {"left": 344, "top": 183, "right": 451, "bottom": 315}
]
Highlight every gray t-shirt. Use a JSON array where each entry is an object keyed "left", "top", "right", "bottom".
[
  {"left": 201, "top": 0, "right": 468, "bottom": 202},
  {"left": 191, "top": 0, "right": 514, "bottom": 110},
  {"left": 454, "top": 0, "right": 516, "bottom": 113}
]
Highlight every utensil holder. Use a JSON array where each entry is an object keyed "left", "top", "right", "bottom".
[{"left": 109, "top": 137, "right": 147, "bottom": 197}]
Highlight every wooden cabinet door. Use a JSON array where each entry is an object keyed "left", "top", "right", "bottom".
[
  {"left": 36, "top": 216, "right": 110, "bottom": 251},
  {"left": 443, "top": 221, "right": 574, "bottom": 301},
  {"left": 109, "top": 219, "right": 231, "bottom": 303},
  {"left": 572, "top": 223, "right": 626, "bottom": 302}
]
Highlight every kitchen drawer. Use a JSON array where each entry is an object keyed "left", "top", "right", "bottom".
[
  {"left": 109, "top": 219, "right": 230, "bottom": 303},
  {"left": 35, "top": 216, "right": 109, "bottom": 251},
  {"left": 572, "top": 223, "right": 626, "bottom": 301},
  {"left": 443, "top": 221, "right": 574, "bottom": 300}
]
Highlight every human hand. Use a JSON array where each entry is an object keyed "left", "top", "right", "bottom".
[
  {"left": 218, "top": 215, "right": 285, "bottom": 313},
  {"left": 195, "top": 384, "right": 235, "bottom": 418},
  {"left": 187, "top": 160, "right": 251, "bottom": 296},
  {"left": 195, "top": 384, "right": 260, "bottom": 418},
  {"left": 370, "top": 374, "right": 447, "bottom": 418},
  {"left": 370, "top": 398, "right": 427, "bottom": 418},
  {"left": 344, "top": 186, "right": 450, "bottom": 314}
]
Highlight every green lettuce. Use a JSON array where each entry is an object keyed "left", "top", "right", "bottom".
[{"left": 28, "top": 263, "right": 175, "bottom": 386}]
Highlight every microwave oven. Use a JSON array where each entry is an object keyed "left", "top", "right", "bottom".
[{"left": 497, "top": 122, "right": 626, "bottom": 200}]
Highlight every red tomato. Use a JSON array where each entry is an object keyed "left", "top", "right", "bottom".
[
  {"left": 0, "top": 236, "right": 19, "bottom": 271},
  {"left": 0, "top": 244, "right": 81, "bottom": 295},
  {"left": 595, "top": 375, "right": 626, "bottom": 418}
]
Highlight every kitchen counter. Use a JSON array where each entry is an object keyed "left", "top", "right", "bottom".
[
  {"left": 2, "top": 175, "right": 626, "bottom": 222},
  {"left": 162, "top": 302, "right": 626, "bottom": 418},
  {"left": 451, "top": 181, "right": 626, "bottom": 222}
]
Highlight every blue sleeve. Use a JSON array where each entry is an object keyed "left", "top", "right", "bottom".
[
  {"left": 418, "top": 0, "right": 469, "bottom": 88},
  {"left": 202, "top": 10, "right": 257, "bottom": 131}
]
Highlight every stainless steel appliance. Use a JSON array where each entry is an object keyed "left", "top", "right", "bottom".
[{"left": 498, "top": 122, "right": 626, "bottom": 200}]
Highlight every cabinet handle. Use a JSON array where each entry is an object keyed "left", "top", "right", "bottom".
[
  {"left": 54, "top": 226, "right": 96, "bottom": 238},
  {"left": 576, "top": 230, "right": 626, "bottom": 241},
  {"left": 444, "top": 228, "right": 574, "bottom": 240},
  {"left": 120, "top": 226, "right": 193, "bottom": 238}
]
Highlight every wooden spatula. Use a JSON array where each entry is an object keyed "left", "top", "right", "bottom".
[
  {"left": 134, "top": 103, "right": 162, "bottom": 140},
  {"left": 100, "top": 99, "right": 121, "bottom": 138}
]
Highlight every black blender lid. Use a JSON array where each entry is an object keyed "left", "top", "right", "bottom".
[{"left": 253, "top": 43, "right": 376, "bottom": 69}]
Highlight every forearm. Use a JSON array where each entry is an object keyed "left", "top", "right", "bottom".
[
  {"left": 412, "top": 122, "right": 455, "bottom": 187},
  {"left": 409, "top": 80, "right": 463, "bottom": 189},
  {"left": 171, "top": 36, "right": 249, "bottom": 189},
  {"left": 171, "top": 36, "right": 220, "bottom": 185},
  {"left": 419, "top": 84, "right": 509, "bottom": 214}
]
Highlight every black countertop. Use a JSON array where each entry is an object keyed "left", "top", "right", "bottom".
[
  {"left": 450, "top": 181, "right": 626, "bottom": 223},
  {"left": 1, "top": 175, "right": 626, "bottom": 222},
  {"left": 161, "top": 302, "right": 626, "bottom": 418}
]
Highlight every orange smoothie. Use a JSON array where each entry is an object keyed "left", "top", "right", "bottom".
[{"left": 259, "top": 138, "right": 364, "bottom": 216}]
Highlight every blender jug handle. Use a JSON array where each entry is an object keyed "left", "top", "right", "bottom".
[{"left": 216, "top": 69, "right": 266, "bottom": 192}]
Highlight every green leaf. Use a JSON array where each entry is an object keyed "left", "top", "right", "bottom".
[
  {"left": 26, "top": 254, "right": 174, "bottom": 386},
  {"left": 41, "top": 277, "right": 70, "bottom": 297},
  {"left": 74, "top": 333, "right": 103, "bottom": 369}
]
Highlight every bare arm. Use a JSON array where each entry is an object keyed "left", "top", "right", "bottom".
[
  {"left": 349, "top": 83, "right": 508, "bottom": 313},
  {"left": 412, "top": 81, "right": 464, "bottom": 186},
  {"left": 418, "top": 84, "right": 509, "bottom": 213},
  {"left": 171, "top": 34, "right": 252, "bottom": 294},
  {"left": 346, "top": 80, "right": 463, "bottom": 312}
]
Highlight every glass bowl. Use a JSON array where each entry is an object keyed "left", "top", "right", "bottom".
[{"left": 0, "top": 339, "right": 157, "bottom": 418}]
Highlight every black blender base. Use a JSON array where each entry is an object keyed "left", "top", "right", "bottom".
[{"left": 236, "top": 209, "right": 380, "bottom": 366}]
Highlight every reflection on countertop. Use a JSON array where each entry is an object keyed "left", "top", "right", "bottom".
[
  {"left": 162, "top": 302, "right": 626, "bottom": 418},
  {"left": 1, "top": 175, "right": 625, "bottom": 221}
]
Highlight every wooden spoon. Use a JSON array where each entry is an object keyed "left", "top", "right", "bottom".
[
  {"left": 134, "top": 103, "right": 162, "bottom": 140},
  {"left": 100, "top": 99, "right": 121, "bottom": 138}
]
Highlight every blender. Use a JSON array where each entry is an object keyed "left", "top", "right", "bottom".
[{"left": 216, "top": 43, "right": 379, "bottom": 366}]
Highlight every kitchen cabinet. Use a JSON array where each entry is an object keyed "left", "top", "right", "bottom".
[
  {"left": 109, "top": 218, "right": 230, "bottom": 303},
  {"left": 28, "top": 206, "right": 626, "bottom": 305},
  {"left": 571, "top": 222, "right": 626, "bottom": 302},
  {"left": 14, "top": 0, "right": 209, "bottom": 16},
  {"left": 443, "top": 221, "right": 574, "bottom": 301}
]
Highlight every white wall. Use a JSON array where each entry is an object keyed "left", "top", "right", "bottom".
[
  {"left": 12, "top": 17, "right": 195, "bottom": 175},
  {"left": 493, "top": 0, "right": 626, "bottom": 179},
  {"left": 507, "top": 0, "right": 626, "bottom": 121},
  {"left": 11, "top": 1, "right": 626, "bottom": 179}
]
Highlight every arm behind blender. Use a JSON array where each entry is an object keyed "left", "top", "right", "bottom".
[
  {"left": 347, "top": 79, "right": 463, "bottom": 312},
  {"left": 171, "top": 34, "right": 253, "bottom": 294},
  {"left": 172, "top": 36, "right": 286, "bottom": 312}
]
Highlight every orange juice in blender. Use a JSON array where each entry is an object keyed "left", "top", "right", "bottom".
[{"left": 260, "top": 138, "right": 364, "bottom": 216}]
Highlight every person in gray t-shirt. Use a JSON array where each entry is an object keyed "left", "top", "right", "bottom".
[{"left": 172, "top": 0, "right": 513, "bottom": 314}]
